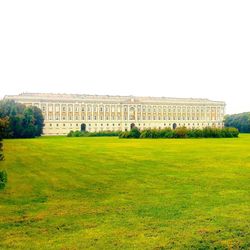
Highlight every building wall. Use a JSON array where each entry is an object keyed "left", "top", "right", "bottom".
[{"left": 4, "top": 94, "right": 225, "bottom": 135}]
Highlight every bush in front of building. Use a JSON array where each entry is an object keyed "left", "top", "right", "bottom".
[
  {"left": 129, "top": 127, "right": 141, "bottom": 138},
  {"left": 173, "top": 127, "right": 188, "bottom": 138},
  {"left": 119, "top": 127, "right": 239, "bottom": 139},
  {"left": 68, "top": 127, "right": 239, "bottom": 139},
  {"left": 186, "top": 129, "right": 204, "bottom": 138},
  {"left": 67, "top": 130, "right": 121, "bottom": 137}
]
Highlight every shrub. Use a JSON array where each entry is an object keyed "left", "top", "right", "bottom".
[
  {"left": 174, "top": 127, "right": 188, "bottom": 138},
  {"left": 122, "top": 127, "right": 239, "bottom": 139},
  {"left": 130, "top": 127, "right": 141, "bottom": 138},
  {"left": 68, "top": 130, "right": 120, "bottom": 137},
  {"left": 222, "top": 127, "right": 239, "bottom": 138},
  {"left": 187, "top": 129, "right": 203, "bottom": 138},
  {"left": 162, "top": 128, "right": 174, "bottom": 138},
  {"left": 119, "top": 131, "right": 131, "bottom": 138},
  {"left": 68, "top": 127, "right": 239, "bottom": 139},
  {"left": 67, "top": 131, "right": 74, "bottom": 137},
  {"left": 140, "top": 129, "right": 152, "bottom": 138}
]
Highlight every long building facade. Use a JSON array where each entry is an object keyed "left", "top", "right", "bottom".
[{"left": 4, "top": 93, "right": 225, "bottom": 135}]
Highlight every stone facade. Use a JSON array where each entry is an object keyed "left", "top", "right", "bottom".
[{"left": 4, "top": 93, "right": 225, "bottom": 135}]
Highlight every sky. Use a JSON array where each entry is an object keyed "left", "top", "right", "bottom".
[{"left": 0, "top": 1, "right": 249, "bottom": 114}]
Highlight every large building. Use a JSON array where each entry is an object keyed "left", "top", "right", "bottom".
[{"left": 4, "top": 93, "right": 225, "bottom": 135}]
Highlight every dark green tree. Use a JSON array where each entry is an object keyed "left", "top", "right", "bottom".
[
  {"left": 225, "top": 112, "right": 250, "bottom": 133},
  {"left": 0, "top": 100, "right": 44, "bottom": 138}
]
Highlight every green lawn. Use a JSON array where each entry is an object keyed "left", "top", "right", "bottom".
[{"left": 0, "top": 135, "right": 250, "bottom": 249}]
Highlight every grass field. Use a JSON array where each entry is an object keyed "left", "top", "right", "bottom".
[{"left": 0, "top": 135, "right": 250, "bottom": 249}]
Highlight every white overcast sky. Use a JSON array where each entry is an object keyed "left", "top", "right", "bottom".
[{"left": 0, "top": 1, "right": 249, "bottom": 114}]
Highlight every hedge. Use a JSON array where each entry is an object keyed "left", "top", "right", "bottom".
[
  {"left": 119, "top": 127, "right": 239, "bottom": 139},
  {"left": 67, "top": 130, "right": 121, "bottom": 137}
]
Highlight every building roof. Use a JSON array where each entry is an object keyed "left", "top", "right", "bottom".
[{"left": 4, "top": 93, "right": 225, "bottom": 105}]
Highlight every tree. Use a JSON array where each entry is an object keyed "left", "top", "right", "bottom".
[
  {"left": 225, "top": 112, "right": 250, "bottom": 133},
  {"left": 0, "top": 100, "right": 44, "bottom": 138}
]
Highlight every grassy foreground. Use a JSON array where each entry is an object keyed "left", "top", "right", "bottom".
[{"left": 0, "top": 135, "right": 250, "bottom": 249}]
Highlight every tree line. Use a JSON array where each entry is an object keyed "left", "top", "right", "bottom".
[
  {"left": 0, "top": 100, "right": 44, "bottom": 138},
  {"left": 224, "top": 112, "right": 250, "bottom": 133}
]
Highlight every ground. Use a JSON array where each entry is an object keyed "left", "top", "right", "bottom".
[{"left": 0, "top": 135, "right": 250, "bottom": 249}]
